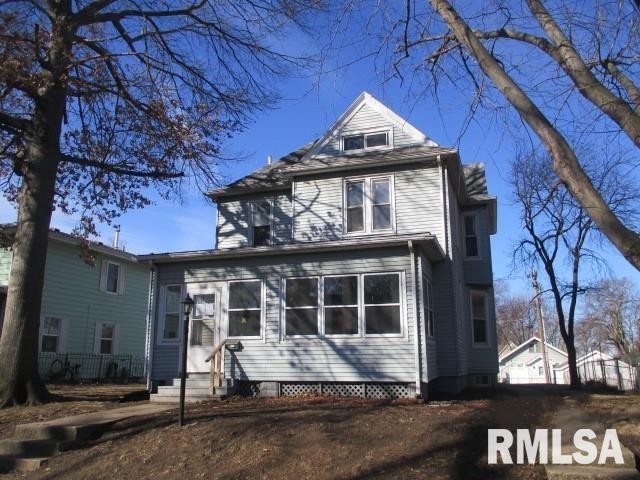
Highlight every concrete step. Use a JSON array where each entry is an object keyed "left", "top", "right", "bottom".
[
  {"left": 157, "top": 386, "right": 212, "bottom": 397},
  {"left": 172, "top": 379, "right": 210, "bottom": 388},
  {"left": 546, "top": 465, "right": 640, "bottom": 479},
  {"left": 186, "top": 373, "right": 210, "bottom": 380},
  {"left": 0, "top": 439, "right": 60, "bottom": 457},
  {"left": 150, "top": 394, "right": 225, "bottom": 404},
  {"left": 14, "top": 423, "right": 103, "bottom": 442},
  {"left": 0, "top": 456, "right": 48, "bottom": 474}
]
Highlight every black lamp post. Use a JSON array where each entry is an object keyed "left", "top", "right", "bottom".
[{"left": 178, "top": 293, "right": 194, "bottom": 427}]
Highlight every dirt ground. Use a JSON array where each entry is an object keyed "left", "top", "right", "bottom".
[
  {"left": 0, "top": 384, "right": 146, "bottom": 439},
  {"left": 3, "top": 386, "right": 559, "bottom": 480},
  {"left": 579, "top": 392, "right": 640, "bottom": 452}
]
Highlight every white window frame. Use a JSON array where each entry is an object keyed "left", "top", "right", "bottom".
[
  {"left": 283, "top": 276, "right": 321, "bottom": 338},
  {"left": 248, "top": 199, "right": 274, "bottom": 247},
  {"left": 463, "top": 213, "right": 481, "bottom": 259},
  {"left": 100, "top": 259, "right": 126, "bottom": 295},
  {"left": 341, "top": 128, "right": 393, "bottom": 153},
  {"left": 342, "top": 175, "right": 396, "bottom": 236},
  {"left": 424, "top": 275, "right": 435, "bottom": 338},
  {"left": 40, "top": 316, "right": 64, "bottom": 353},
  {"left": 157, "top": 283, "right": 183, "bottom": 345},
  {"left": 280, "top": 271, "right": 406, "bottom": 341},
  {"left": 362, "top": 272, "right": 404, "bottom": 338},
  {"left": 470, "top": 289, "right": 490, "bottom": 346},
  {"left": 322, "top": 274, "right": 360, "bottom": 338},
  {"left": 227, "top": 279, "right": 264, "bottom": 340},
  {"left": 95, "top": 322, "right": 118, "bottom": 355}
]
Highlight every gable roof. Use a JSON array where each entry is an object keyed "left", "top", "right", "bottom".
[{"left": 499, "top": 336, "right": 567, "bottom": 364}]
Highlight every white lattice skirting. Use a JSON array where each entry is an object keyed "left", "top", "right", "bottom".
[{"left": 236, "top": 381, "right": 415, "bottom": 399}]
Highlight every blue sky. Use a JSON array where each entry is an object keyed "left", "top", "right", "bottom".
[{"left": 0, "top": 52, "right": 637, "bottom": 297}]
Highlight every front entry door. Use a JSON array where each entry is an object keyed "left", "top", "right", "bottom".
[{"left": 186, "top": 284, "right": 221, "bottom": 373}]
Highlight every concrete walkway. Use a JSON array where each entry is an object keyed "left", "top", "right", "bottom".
[
  {"left": 0, "top": 403, "right": 173, "bottom": 473},
  {"left": 545, "top": 397, "right": 640, "bottom": 479}
]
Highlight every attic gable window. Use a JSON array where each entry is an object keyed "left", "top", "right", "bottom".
[{"left": 342, "top": 131, "right": 389, "bottom": 152}]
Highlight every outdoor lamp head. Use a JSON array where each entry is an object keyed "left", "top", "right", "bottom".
[{"left": 182, "top": 293, "right": 194, "bottom": 316}]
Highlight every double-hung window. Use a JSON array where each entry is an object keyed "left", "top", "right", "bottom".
[
  {"left": 251, "top": 201, "right": 272, "bottom": 247},
  {"left": 228, "top": 280, "right": 262, "bottom": 338},
  {"left": 463, "top": 214, "right": 479, "bottom": 257},
  {"left": 324, "top": 276, "right": 358, "bottom": 335},
  {"left": 41, "top": 317, "right": 61, "bottom": 353},
  {"left": 284, "top": 277, "right": 319, "bottom": 336},
  {"left": 100, "top": 260, "right": 125, "bottom": 294},
  {"left": 162, "top": 285, "right": 182, "bottom": 341},
  {"left": 344, "top": 177, "right": 394, "bottom": 234},
  {"left": 364, "top": 273, "right": 402, "bottom": 335},
  {"left": 470, "top": 290, "right": 488, "bottom": 344},
  {"left": 98, "top": 323, "right": 115, "bottom": 354}
]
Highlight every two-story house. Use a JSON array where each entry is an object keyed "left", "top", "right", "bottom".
[{"left": 142, "top": 92, "right": 498, "bottom": 400}]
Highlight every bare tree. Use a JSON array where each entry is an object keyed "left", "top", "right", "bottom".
[
  {"left": 0, "top": 0, "right": 321, "bottom": 406},
  {"left": 579, "top": 277, "right": 640, "bottom": 362},
  {"left": 328, "top": 0, "right": 640, "bottom": 269},
  {"left": 512, "top": 149, "right": 639, "bottom": 388}
]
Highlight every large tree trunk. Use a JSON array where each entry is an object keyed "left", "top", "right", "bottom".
[
  {"left": 429, "top": 0, "right": 640, "bottom": 271},
  {"left": 565, "top": 340, "right": 580, "bottom": 389},
  {"left": 0, "top": 137, "right": 59, "bottom": 406}
]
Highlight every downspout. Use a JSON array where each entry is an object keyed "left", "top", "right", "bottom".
[
  {"left": 408, "top": 240, "right": 422, "bottom": 398},
  {"left": 145, "top": 262, "right": 158, "bottom": 391},
  {"left": 438, "top": 155, "right": 450, "bottom": 257}
]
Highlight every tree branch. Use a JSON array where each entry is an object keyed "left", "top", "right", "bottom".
[{"left": 61, "top": 154, "right": 184, "bottom": 178}]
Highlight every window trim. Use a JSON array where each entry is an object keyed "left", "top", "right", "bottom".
[
  {"left": 283, "top": 276, "right": 321, "bottom": 338},
  {"left": 226, "top": 279, "right": 265, "bottom": 340},
  {"left": 463, "top": 213, "right": 481, "bottom": 259},
  {"left": 344, "top": 179, "right": 365, "bottom": 234},
  {"left": 470, "top": 289, "right": 490, "bottom": 346},
  {"left": 248, "top": 199, "right": 274, "bottom": 247},
  {"left": 341, "top": 128, "right": 393, "bottom": 153},
  {"left": 280, "top": 272, "right": 406, "bottom": 340},
  {"left": 362, "top": 272, "right": 404, "bottom": 338},
  {"left": 323, "top": 274, "right": 360, "bottom": 338},
  {"left": 342, "top": 175, "right": 396, "bottom": 236},
  {"left": 157, "top": 283, "right": 183, "bottom": 345}
]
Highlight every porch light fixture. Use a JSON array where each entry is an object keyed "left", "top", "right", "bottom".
[{"left": 178, "top": 293, "right": 194, "bottom": 426}]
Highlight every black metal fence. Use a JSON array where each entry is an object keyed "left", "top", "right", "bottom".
[{"left": 38, "top": 352, "right": 145, "bottom": 383}]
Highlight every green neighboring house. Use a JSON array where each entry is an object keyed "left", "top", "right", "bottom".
[{"left": 0, "top": 225, "right": 151, "bottom": 381}]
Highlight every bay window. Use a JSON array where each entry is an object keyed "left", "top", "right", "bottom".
[
  {"left": 463, "top": 214, "right": 479, "bottom": 257},
  {"left": 470, "top": 290, "right": 488, "bottom": 344}
]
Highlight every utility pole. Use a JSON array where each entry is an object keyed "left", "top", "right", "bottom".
[{"left": 530, "top": 270, "right": 551, "bottom": 383}]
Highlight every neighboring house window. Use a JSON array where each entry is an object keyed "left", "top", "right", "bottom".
[
  {"left": 324, "top": 275, "right": 358, "bottom": 335},
  {"left": 228, "top": 280, "right": 262, "bottom": 337},
  {"left": 463, "top": 214, "right": 479, "bottom": 257},
  {"left": 538, "top": 366, "right": 544, "bottom": 375},
  {"left": 344, "top": 177, "right": 394, "bottom": 234},
  {"left": 41, "top": 317, "right": 61, "bottom": 353},
  {"left": 100, "top": 260, "right": 125, "bottom": 294},
  {"left": 191, "top": 293, "right": 215, "bottom": 346},
  {"left": 364, "top": 273, "right": 401, "bottom": 335},
  {"left": 424, "top": 276, "right": 435, "bottom": 337},
  {"left": 345, "top": 180, "right": 365, "bottom": 233},
  {"left": 529, "top": 343, "right": 539, "bottom": 353},
  {"left": 342, "top": 131, "right": 389, "bottom": 151},
  {"left": 251, "top": 200, "right": 272, "bottom": 247},
  {"left": 162, "top": 285, "right": 182, "bottom": 341},
  {"left": 470, "top": 290, "right": 488, "bottom": 344},
  {"left": 285, "top": 277, "right": 319, "bottom": 336},
  {"left": 98, "top": 323, "right": 116, "bottom": 354}
]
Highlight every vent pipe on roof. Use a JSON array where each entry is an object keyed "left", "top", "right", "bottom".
[
  {"left": 267, "top": 155, "right": 272, "bottom": 165},
  {"left": 113, "top": 225, "right": 121, "bottom": 249}
]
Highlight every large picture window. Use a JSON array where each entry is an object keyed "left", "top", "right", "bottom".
[
  {"left": 324, "top": 276, "right": 358, "bottom": 335},
  {"left": 228, "top": 280, "right": 262, "bottom": 337},
  {"left": 470, "top": 290, "right": 488, "bottom": 344},
  {"left": 364, "top": 273, "right": 402, "bottom": 335},
  {"left": 285, "top": 277, "right": 319, "bottom": 336},
  {"left": 344, "top": 177, "right": 394, "bottom": 234}
]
